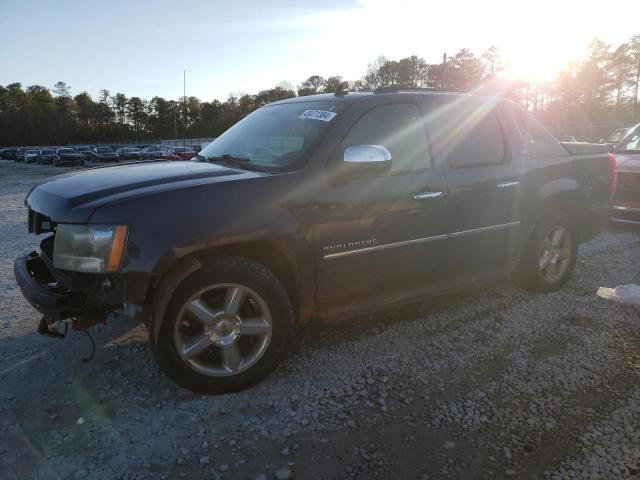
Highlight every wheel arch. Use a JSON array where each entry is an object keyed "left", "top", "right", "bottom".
[
  {"left": 535, "top": 180, "right": 591, "bottom": 243},
  {"left": 148, "top": 237, "right": 308, "bottom": 345}
]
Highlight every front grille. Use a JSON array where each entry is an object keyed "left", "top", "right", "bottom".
[{"left": 614, "top": 172, "right": 640, "bottom": 203}]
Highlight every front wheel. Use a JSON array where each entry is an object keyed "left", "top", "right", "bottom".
[
  {"left": 513, "top": 214, "right": 577, "bottom": 292},
  {"left": 151, "top": 256, "right": 293, "bottom": 394}
]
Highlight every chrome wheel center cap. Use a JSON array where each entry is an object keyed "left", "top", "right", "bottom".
[{"left": 208, "top": 317, "right": 240, "bottom": 345}]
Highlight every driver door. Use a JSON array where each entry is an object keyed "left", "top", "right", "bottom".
[{"left": 314, "top": 101, "right": 449, "bottom": 305}]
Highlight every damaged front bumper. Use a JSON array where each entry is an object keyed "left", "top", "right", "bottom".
[
  {"left": 14, "top": 251, "right": 88, "bottom": 321},
  {"left": 14, "top": 247, "right": 155, "bottom": 335}
]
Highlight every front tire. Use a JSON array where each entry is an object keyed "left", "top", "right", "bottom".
[
  {"left": 151, "top": 256, "right": 293, "bottom": 394},
  {"left": 513, "top": 213, "right": 577, "bottom": 292}
]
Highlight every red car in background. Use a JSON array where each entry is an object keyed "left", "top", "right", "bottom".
[
  {"left": 611, "top": 124, "right": 640, "bottom": 225},
  {"left": 163, "top": 146, "right": 196, "bottom": 160}
]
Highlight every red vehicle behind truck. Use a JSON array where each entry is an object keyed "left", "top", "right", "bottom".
[{"left": 611, "top": 124, "right": 640, "bottom": 225}]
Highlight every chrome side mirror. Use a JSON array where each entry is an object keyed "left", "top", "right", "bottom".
[
  {"left": 344, "top": 145, "right": 392, "bottom": 164},
  {"left": 329, "top": 145, "right": 392, "bottom": 185}
]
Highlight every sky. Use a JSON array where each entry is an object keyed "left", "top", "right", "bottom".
[{"left": 1, "top": 0, "right": 638, "bottom": 102}]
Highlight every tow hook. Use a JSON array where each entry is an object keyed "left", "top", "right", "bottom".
[{"left": 38, "top": 316, "right": 68, "bottom": 339}]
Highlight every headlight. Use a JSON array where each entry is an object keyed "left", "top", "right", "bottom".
[{"left": 53, "top": 224, "right": 128, "bottom": 273}]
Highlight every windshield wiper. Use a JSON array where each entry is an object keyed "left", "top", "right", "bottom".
[{"left": 205, "top": 154, "right": 263, "bottom": 171}]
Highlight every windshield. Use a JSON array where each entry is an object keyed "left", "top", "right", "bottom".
[
  {"left": 199, "top": 101, "right": 344, "bottom": 169},
  {"left": 27, "top": 149, "right": 39, "bottom": 154},
  {"left": 41, "top": 149, "right": 54, "bottom": 154},
  {"left": 605, "top": 128, "right": 630, "bottom": 143},
  {"left": 618, "top": 128, "right": 640, "bottom": 153},
  {"left": 58, "top": 148, "right": 75, "bottom": 153},
  {"left": 96, "top": 147, "right": 112, "bottom": 153}
]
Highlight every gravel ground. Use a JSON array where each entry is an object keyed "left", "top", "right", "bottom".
[{"left": 0, "top": 159, "right": 639, "bottom": 480}]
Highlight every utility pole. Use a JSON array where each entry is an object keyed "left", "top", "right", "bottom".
[
  {"left": 183, "top": 70, "right": 186, "bottom": 141},
  {"left": 442, "top": 53, "right": 447, "bottom": 90}
]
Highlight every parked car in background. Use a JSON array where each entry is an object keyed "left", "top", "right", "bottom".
[
  {"left": 116, "top": 147, "right": 142, "bottom": 160},
  {"left": 25, "top": 149, "right": 41, "bottom": 163},
  {"left": 611, "top": 125, "right": 640, "bottom": 225},
  {"left": 92, "top": 146, "right": 119, "bottom": 162},
  {"left": 139, "top": 145, "right": 165, "bottom": 159},
  {"left": 37, "top": 149, "right": 58, "bottom": 165},
  {"left": 163, "top": 146, "right": 196, "bottom": 160},
  {"left": 0, "top": 148, "right": 19, "bottom": 160},
  {"left": 14, "top": 91, "right": 614, "bottom": 393},
  {"left": 601, "top": 125, "right": 637, "bottom": 151},
  {"left": 15, "top": 148, "right": 26, "bottom": 162},
  {"left": 55, "top": 148, "right": 84, "bottom": 167},
  {"left": 75, "top": 146, "right": 92, "bottom": 161}
]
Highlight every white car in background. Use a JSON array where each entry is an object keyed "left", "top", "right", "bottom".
[{"left": 24, "top": 149, "right": 41, "bottom": 163}]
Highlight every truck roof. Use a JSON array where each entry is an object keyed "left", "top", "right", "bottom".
[{"left": 270, "top": 90, "right": 501, "bottom": 107}]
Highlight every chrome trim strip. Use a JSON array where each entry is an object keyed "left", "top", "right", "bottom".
[
  {"left": 448, "top": 221, "right": 521, "bottom": 238},
  {"left": 497, "top": 181, "right": 520, "bottom": 188},
  {"left": 323, "top": 221, "right": 521, "bottom": 259},
  {"left": 413, "top": 191, "right": 443, "bottom": 200},
  {"left": 611, "top": 217, "right": 640, "bottom": 225},
  {"left": 612, "top": 205, "right": 640, "bottom": 213},
  {"left": 324, "top": 234, "right": 448, "bottom": 259}
]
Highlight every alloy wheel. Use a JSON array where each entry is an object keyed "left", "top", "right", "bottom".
[
  {"left": 538, "top": 226, "right": 572, "bottom": 282},
  {"left": 173, "top": 283, "right": 272, "bottom": 377}
]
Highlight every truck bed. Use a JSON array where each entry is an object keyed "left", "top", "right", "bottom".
[{"left": 560, "top": 142, "right": 610, "bottom": 156}]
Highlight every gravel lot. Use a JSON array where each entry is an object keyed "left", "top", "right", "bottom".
[{"left": 0, "top": 160, "right": 639, "bottom": 480}]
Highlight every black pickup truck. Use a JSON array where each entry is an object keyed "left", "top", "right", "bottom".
[{"left": 14, "top": 91, "right": 613, "bottom": 393}]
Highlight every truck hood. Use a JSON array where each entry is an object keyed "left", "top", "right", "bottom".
[
  {"left": 26, "top": 161, "right": 252, "bottom": 223},
  {"left": 616, "top": 152, "right": 640, "bottom": 173}
]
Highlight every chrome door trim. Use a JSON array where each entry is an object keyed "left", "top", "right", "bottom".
[
  {"left": 448, "top": 221, "right": 521, "bottom": 238},
  {"left": 413, "top": 191, "right": 443, "bottom": 200},
  {"left": 323, "top": 234, "right": 448, "bottom": 259},
  {"left": 323, "top": 221, "right": 521, "bottom": 259},
  {"left": 496, "top": 181, "right": 520, "bottom": 189}
]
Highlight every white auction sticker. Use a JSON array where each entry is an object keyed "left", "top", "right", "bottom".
[{"left": 298, "top": 110, "right": 337, "bottom": 122}]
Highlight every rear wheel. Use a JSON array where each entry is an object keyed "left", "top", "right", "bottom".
[
  {"left": 151, "top": 256, "right": 293, "bottom": 394},
  {"left": 513, "top": 214, "right": 577, "bottom": 292}
]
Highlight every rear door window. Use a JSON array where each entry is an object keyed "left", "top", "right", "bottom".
[{"left": 427, "top": 101, "right": 506, "bottom": 169}]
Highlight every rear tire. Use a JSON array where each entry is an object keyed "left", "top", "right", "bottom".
[
  {"left": 151, "top": 256, "right": 293, "bottom": 394},
  {"left": 513, "top": 213, "right": 577, "bottom": 292}
]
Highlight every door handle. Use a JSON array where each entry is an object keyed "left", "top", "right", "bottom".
[
  {"left": 496, "top": 181, "right": 520, "bottom": 189},
  {"left": 413, "top": 191, "right": 443, "bottom": 200}
]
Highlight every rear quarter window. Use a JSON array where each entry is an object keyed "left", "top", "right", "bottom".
[{"left": 512, "top": 108, "right": 566, "bottom": 158}]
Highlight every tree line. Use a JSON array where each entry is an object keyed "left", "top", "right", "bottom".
[{"left": 1, "top": 35, "right": 638, "bottom": 147}]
